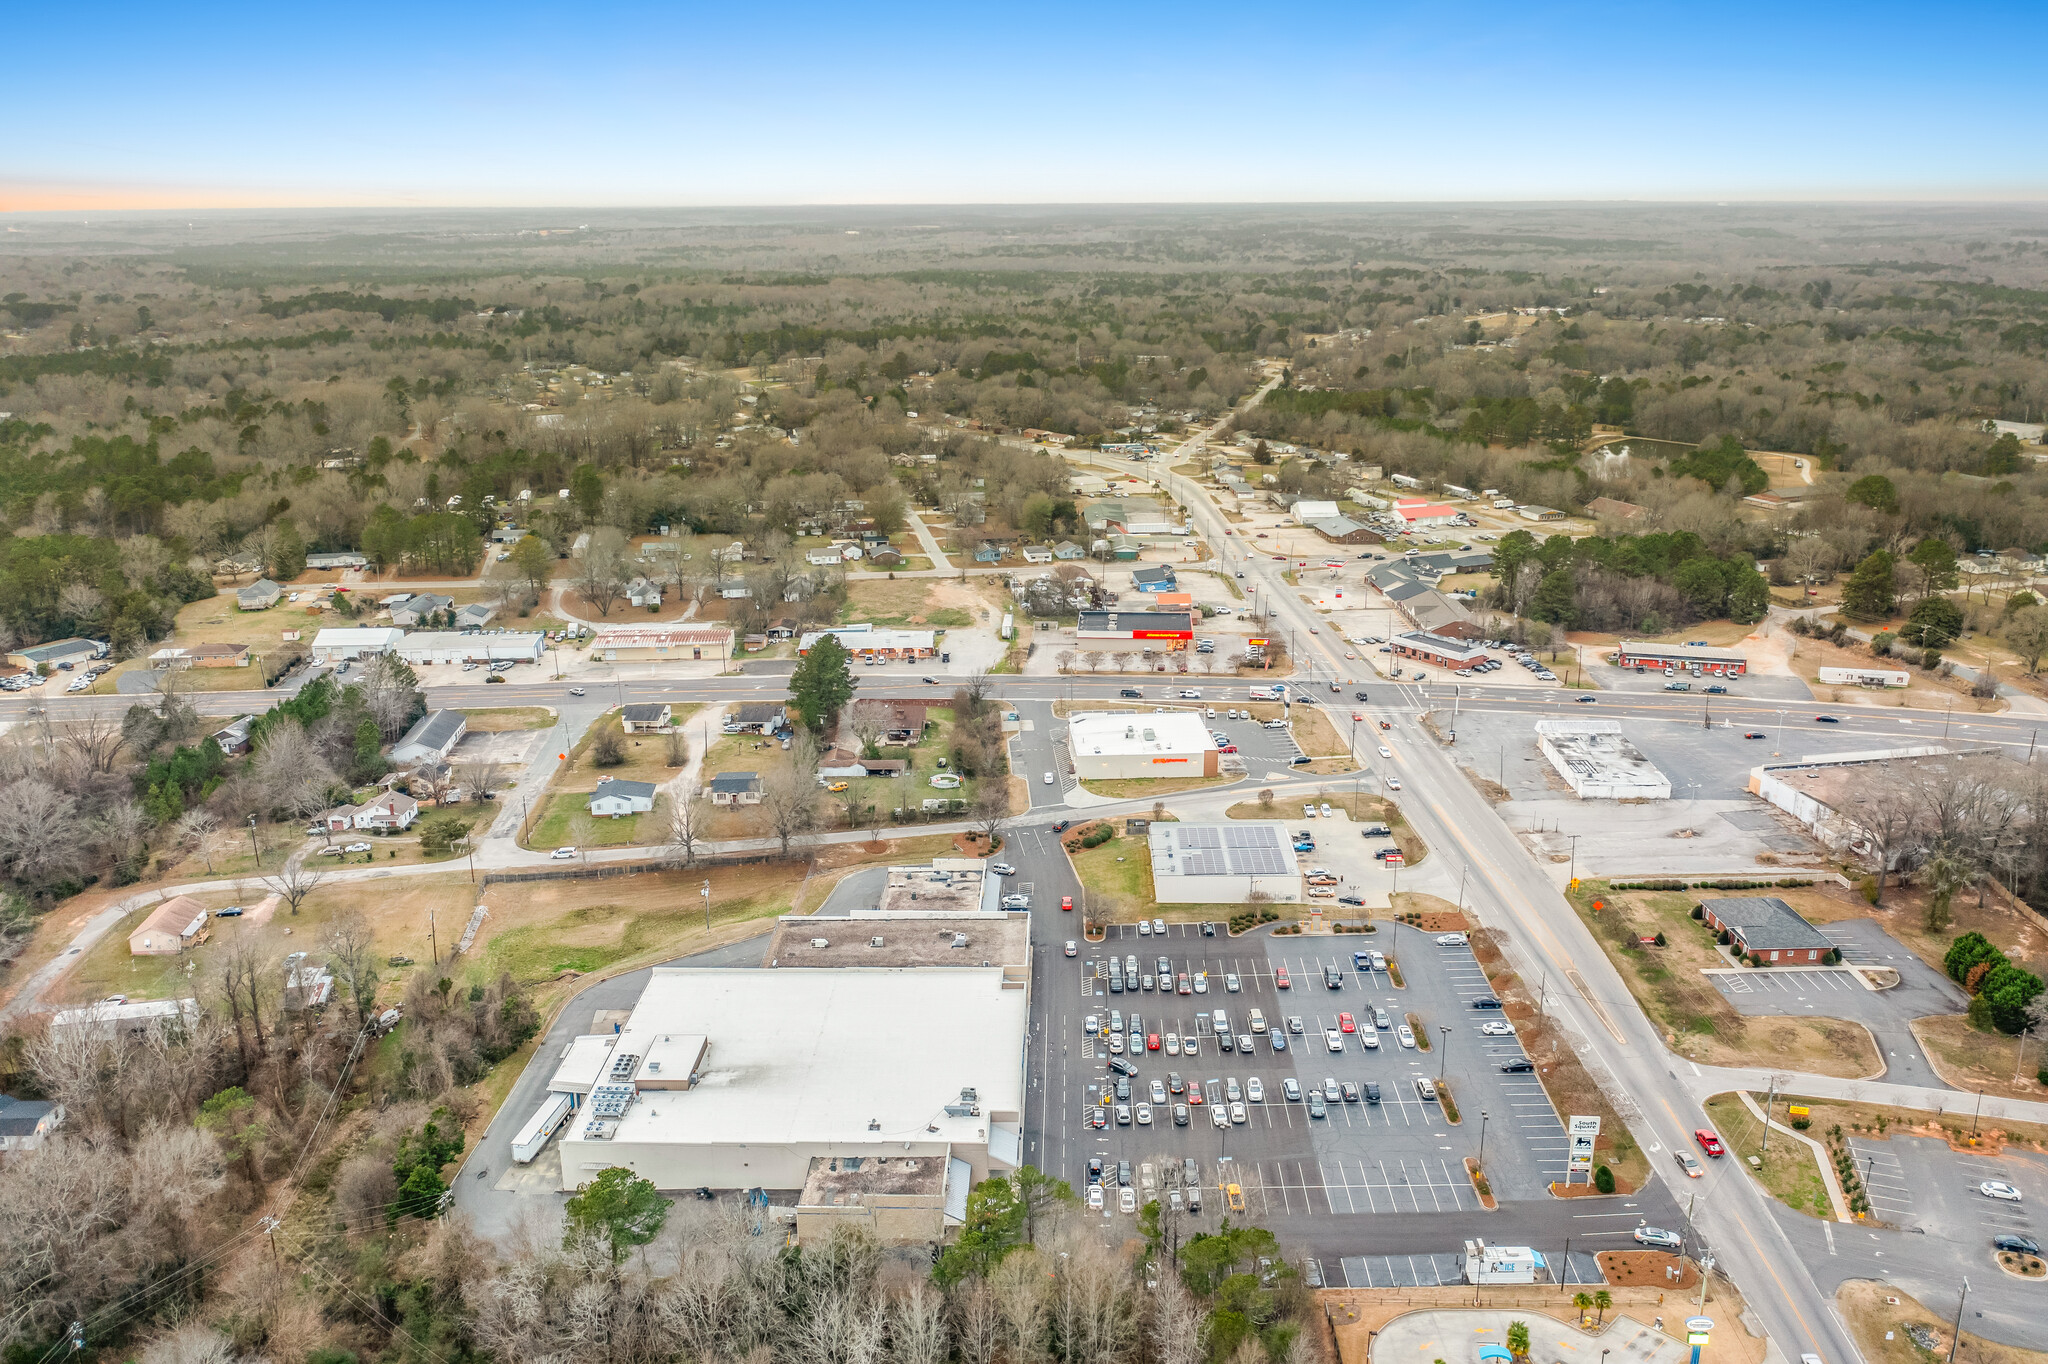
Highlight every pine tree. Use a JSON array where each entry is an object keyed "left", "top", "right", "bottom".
[
  {"left": 1841, "top": 550, "right": 1896, "bottom": 621},
  {"left": 789, "top": 633, "right": 857, "bottom": 732}
]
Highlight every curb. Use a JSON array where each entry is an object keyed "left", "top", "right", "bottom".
[{"left": 1735, "top": 1088, "right": 1853, "bottom": 1221}]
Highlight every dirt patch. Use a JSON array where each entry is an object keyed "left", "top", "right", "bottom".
[
  {"left": 458, "top": 706, "right": 556, "bottom": 732},
  {"left": 1597, "top": 1250, "right": 1699, "bottom": 1289},
  {"left": 1838, "top": 1281, "right": 2048, "bottom": 1364},
  {"left": 1390, "top": 898, "right": 1470, "bottom": 931},
  {"left": 1911, "top": 1013, "right": 2048, "bottom": 1103},
  {"left": 1461, "top": 767, "right": 1514, "bottom": 804}
]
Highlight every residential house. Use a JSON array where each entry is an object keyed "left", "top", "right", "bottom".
[
  {"left": 867, "top": 547, "right": 903, "bottom": 567},
  {"left": 237, "top": 579, "right": 283, "bottom": 611},
  {"left": 211, "top": 716, "right": 254, "bottom": 756},
  {"left": 492, "top": 525, "right": 527, "bottom": 544},
  {"left": 743, "top": 633, "right": 768, "bottom": 651},
  {"left": 0, "top": 1095, "right": 65, "bottom": 1152},
  {"left": 626, "top": 577, "right": 664, "bottom": 608},
  {"left": 858, "top": 757, "right": 909, "bottom": 778},
  {"left": 391, "top": 711, "right": 468, "bottom": 767},
  {"left": 454, "top": 601, "right": 498, "bottom": 630},
  {"left": 304, "top": 552, "right": 368, "bottom": 570},
  {"left": 129, "top": 895, "right": 209, "bottom": 956},
  {"left": 973, "top": 543, "right": 1005, "bottom": 564},
  {"left": 319, "top": 792, "right": 420, "bottom": 832},
  {"left": 766, "top": 619, "right": 797, "bottom": 642},
  {"left": 1053, "top": 540, "right": 1086, "bottom": 560},
  {"left": 729, "top": 702, "right": 787, "bottom": 734},
  {"left": 816, "top": 748, "right": 870, "bottom": 783},
  {"left": 621, "top": 702, "right": 672, "bottom": 733},
  {"left": 389, "top": 594, "right": 454, "bottom": 627},
  {"left": 590, "top": 778, "right": 658, "bottom": 818},
  {"left": 709, "top": 771, "right": 763, "bottom": 806},
  {"left": 1698, "top": 896, "right": 1834, "bottom": 965},
  {"left": 1022, "top": 545, "right": 1053, "bottom": 564},
  {"left": 806, "top": 547, "right": 844, "bottom": 566}
]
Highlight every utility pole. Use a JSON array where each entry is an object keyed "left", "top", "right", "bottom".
[
  {"left": 261, "top": 1214, "right": 283, "bottom": 1274},
  {"left": 428, "top": 906, "right": 438, "bottom": 965},
  {"left": 702, "top": 879, "right": 712, "bottom": 931},
  {"left": 1761, "top": 1075, "right": 1777, "bottom": 1155},
  {"left": 1971, "top": 1085, "right": 1985, "bottom": 1136},
  {"left": 247, "top": 814, "right": 260, "bottom": 865},
  {"left": 1947, "top": 1278, "right": 1970, "bottom": 1364},
  {"left": 1568, "top": 834, "right": 1580, "bottom": 884}
]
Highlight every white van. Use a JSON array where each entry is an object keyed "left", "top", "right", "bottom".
[
  {"left": 1248, "top": 1008, "right": 1267, "bottom": 1034},
  {"left": 1211, "top": 1008, "right": 1229, "bottom": 1032}
]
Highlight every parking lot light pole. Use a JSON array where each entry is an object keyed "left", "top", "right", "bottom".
[
  {"left": 1971, "top": 1085, "right": 1985, "bottom": 1136},
  {"left": 1438, "top": 1026, "right": 1452, "bottom": 1078},
  {"left": 1479, "top": 1109, "right": 1489, "bottom": 1167}
]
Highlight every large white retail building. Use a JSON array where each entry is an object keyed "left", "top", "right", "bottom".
[
  {"left": 1066, "top": 710, "right": 1219, "bottom": 780},
  {"left": 553, "top": 967, "right": 1027, "bottom": 1194}
]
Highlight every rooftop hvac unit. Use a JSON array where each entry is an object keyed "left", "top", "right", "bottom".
[
  {"left": 952, "top": 933, "right": 968, "bottom": 948},
  {"left": 810, "top": 938, "right": 830, "bottom": 948},
  {"left": 869, "top": 936, "right": 885, "bottom": 947}
]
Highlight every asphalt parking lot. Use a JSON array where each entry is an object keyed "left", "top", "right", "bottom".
[
  {"left": 1707, "top": 920, "right": 1964, "bottom": 1090},
  {"left": 1073, "top": 921, "right": 1567, "bottom": 1222}
]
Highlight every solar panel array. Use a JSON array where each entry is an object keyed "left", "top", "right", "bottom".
[
  {"left": 1168, "top": 825, "right": 1290, "bottom": 876},
  {"left": 589, "top": 1083, "right": 637, "bottom": 1117}
]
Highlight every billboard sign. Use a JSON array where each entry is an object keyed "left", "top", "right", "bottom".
[{"left": 1567, "top": 1114, "right": 1600, "bottom": 1173}]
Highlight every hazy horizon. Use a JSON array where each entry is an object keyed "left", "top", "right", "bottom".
[{"left": 8, "top": 0, "right": 2046, "bottom": 212}]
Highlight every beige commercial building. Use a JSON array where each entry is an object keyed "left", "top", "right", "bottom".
[
  {"left": 1066, "top": 710, "right": 1218, "bottom": 781},
  {"left": 555, "top": 967, "right": 1027, "bottom": 1200}
]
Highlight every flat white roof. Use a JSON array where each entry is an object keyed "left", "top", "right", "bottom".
[
  {"left": 591, "top": 967, "right": 1025, "bottom": 1147},
  {"left": 799, "top": 627, "right": 935, "bottom": 652},
  {"left": 1068, "top": 710, "right": 1216, "bottom": 757},
  {"left": 550, "top": 1033, "right": 618, "bottom": 1095},
  {"left": 311, "top": 627, "right": 404, "bottom": 647}
]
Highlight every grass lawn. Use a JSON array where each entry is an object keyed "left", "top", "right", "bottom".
[
  {"left": 89, "top": 659, "right": 272, "bottom": 695},
  {"left": 1079, "top": 774, "right": 1231, "bottom": 798},
  {"left": 1768, "top": 881, "right": 2048, "bottom": 983},
  {"left": 552, "top": 705, "right": 701, "bottom": 793},
  {"left": 458, "top": 706, "right": 556, "bottom": 731},
  {"left": 1702, "top": 1092, "right": 1836, "bottom": 1220},
  {"left": 1566, "top": 881, "right": 1882, "bottom": 1077},
  {"left": 840, "top": 579, "right": 973, "bottom": 628},
  {"left": 526, "top": 793, "right": 650, "bottom": 850}
]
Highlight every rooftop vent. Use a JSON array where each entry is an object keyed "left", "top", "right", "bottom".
[
  {"left": 869, "top": 936, "right": 885, "bottom": 948},
  {"left": 952, "top": 933, "right": 968, "bottom": 948},
  {"left": 810, "top": 938, "right": 830, "bottom": 948},
  {"left": 868, "top": 1119, "right": 882, "bottom": 1131}
]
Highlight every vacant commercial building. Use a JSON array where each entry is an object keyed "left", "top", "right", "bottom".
[
  {"left": 1534, "top": 719, "right": 1671, "bottom": 800},
  {"left": 1147, "top": 822, "right": 1303, "bottom": 903},
  {"left": 554, "top": 967, "right": 1027, "bottom": 1195},
  {"left": 310, "top": 627, "right": 404, "bottom": 663},
  {"left": 797, "top": 625, "right": 937, "bottom": 659},
  {"left": 1066, "top": 711, "right": 1218, "bottom": 780}
]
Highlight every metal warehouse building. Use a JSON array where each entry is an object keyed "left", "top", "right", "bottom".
[
  {"left": 1147, "top": 822, "right": 1303, "bottom": 904},
  {"left": 1066, "top": 711, "right": 1218, "bottom": 780}
]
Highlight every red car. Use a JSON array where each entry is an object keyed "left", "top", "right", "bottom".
[
  {"left": 1061, "top": 895, "right": 1072, "bottom": 911},
  {"left": 1275, "top": 967, "right": 1290, "bottom": 990},
  {"left": 1695, "top": 1129, "right": 1726, "bottom": 1157},
  {"left": 1146, "top": 1033, "right": 1160, "bottom": 1051},
  {"left": 1187, "top": 1087, "right": 1204, "bottom": 1106},
  {"left": 1218, "top": 743, "right": 1239, "bottom": 754},
  {"left": 1338, "top": 1012, "right": 1357, "bottom": 1033}
]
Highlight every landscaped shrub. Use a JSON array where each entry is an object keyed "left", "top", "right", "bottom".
[
  {"left": 1593, "top": 1164, "right": 1616, "bottom": 1193},
  {"left": 1691, "top": 905, "right": 1705, "bottom": 920}
]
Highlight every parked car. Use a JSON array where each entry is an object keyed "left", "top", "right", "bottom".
[
  {"left": 1500, "top": 1057, "right": 1534, "bottom": 1073},
  {"left": 1634, "top": 1226, "right": 1683, "bottom": 1250},
  {"left": 990, "top": 863, "right": 1016, "bottom": 876},
  {"left": 1435, "top": 932, "right": 1468, "bottom": 946},
  {"left": 1980, "top": 1181, "right": 2024, "bottom": 1202},
  {"left": 550, "top": 846, "right": 577, "bottom": 860}
]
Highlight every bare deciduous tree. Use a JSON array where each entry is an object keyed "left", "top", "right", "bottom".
[
  {"left": 456, "top": 757, "right": 505, "bottom": 800},
  {"left": 664, "top": 788, "right": 711, "bottom": 868},
  {"left": 264, "top": 863, "right": 326, "bottom": 917},
  {"left": 324, "top": 908, "right": 379, "bottom": 1030},
  {"left": 576, "top": 526, "right": 633, "bottom": 617}
]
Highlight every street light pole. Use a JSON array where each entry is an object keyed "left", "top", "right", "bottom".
[
  {"left": 1568, "top": 834, "right": 1579, "bottom": 884},
  {"left": 1438, "top": 1025, "right": 1451, "bottom": 1079},
  {"left": 1478, "top": 1109, "right": 1489, "bottom": 1168}
]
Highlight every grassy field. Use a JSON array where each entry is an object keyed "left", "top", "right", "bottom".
[
  {"left": 840, "top": 578, "right": 976, "bottom": 628},
  {"left": 1772, "top": 880, "right": 2048, "bottom": 983},
  {"left": 51, "top": 875, "right": 483, "bottom": 1008},
  {"left": 482, "top": 863, "right": 809, "bottom": 985},
  {"left": 526, "top": 794, "right": 651, "bottom": 850},
  {"left": 1066, "top": 827, "right": 1260, "bottom": 925},
  {"left": 1567, "top": 881, "right": 1883, "bottom": 1077},
  {"left": 88, "top": 658, "right": 271, "bottom": 695},
  {"left": 1910, "top": 1014, "right": 2047, "bottom": 1102},
  {"left": 458, "top": 706, "right": 556, "bottom": 731},
  {"left": 1702, "top": 1093, "right": 1835, "bottom": 1220}
]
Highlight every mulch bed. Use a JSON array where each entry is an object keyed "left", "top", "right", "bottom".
[{"left": 1598, "top": 1250, "right": 1699, "bottom": 1289}]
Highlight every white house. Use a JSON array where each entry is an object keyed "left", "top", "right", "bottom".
[
  {"left": 590, "top": 778, "right": 658, "bottom": 818},
  {"left": 0, "top": 1095, "right": 66, "bottom": 1152},
  {"left": 318, "top": 791, "right": 420, "bottom": 833},
  {"left": 627, "top": 577, "right": 663, "bottom": 607},
  {"left": 237, "top": 579, "right": 282, "bottom": 611}
]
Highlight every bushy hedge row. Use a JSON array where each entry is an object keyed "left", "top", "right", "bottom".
[{"left": 1611, "top": 878, "right": 1817, "bottom": 891}]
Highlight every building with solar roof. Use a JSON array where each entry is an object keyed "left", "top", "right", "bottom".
[{"left": 1147, "top": 822, "right": 1303, "bottom": 903}]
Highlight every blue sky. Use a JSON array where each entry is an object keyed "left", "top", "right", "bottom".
[{"left": 6, "top": 1, "right": 2045, "bottom": 208}]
